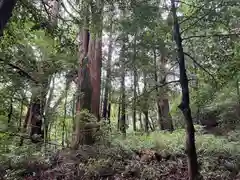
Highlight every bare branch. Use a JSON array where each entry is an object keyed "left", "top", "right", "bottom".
[
  {"left": 182, "top": 33, "right": 240, "bottom": 41},
  {"left": 183, "top": 52, "right": 218, "bottom": 85},
  {"left": 61, "top": 1, "right": 80, "bottom": 23}
]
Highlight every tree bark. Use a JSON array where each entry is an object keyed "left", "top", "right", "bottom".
[
  {"left": 0, "top": 0, "right": 17, "bottom": 36},
  {"left": 19, "top": 98, "right": 24, "bottom": 131},
  {"left": 102, "top": 12, "right": 113, "bottom": 120},
  {"left": 171, "top": 0, "right": 199, "bottom": 179},
  {"left": 154, "top": 49, "right": 173, "bottom": 131},
  {"left": 143, "top": 72, "right": 149, "bottom": 134},
  {"left": 46, "top": 0, "right": 60, "bottom": 27},
  {"left": 117, "top": 101, "right": 121, "bottom": 130},
  {"left": 89, "top": 2, "right": 103, "bottom": 120},
  {"left": 120, "top": 43, "right": 126, "bottom": 137},
  {"left": 153, "top": 49, "right": 164, "bottom": 130},
  {"left": 139, "top": 113, "right": 143, "bottom": 130},
  {"left": 7, "top": 95, "right": 13, "bottom": 126},
  {"left": 62, "top": 86, "right": 68, "bottom": 147},
  {"left": 132, "top": 34, "right": 137, "bottom": 131}
]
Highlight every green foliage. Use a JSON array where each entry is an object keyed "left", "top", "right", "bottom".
[{"left": 111, "top": 126, "right": 240, "bottom": 157}]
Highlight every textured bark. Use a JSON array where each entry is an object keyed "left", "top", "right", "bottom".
[
  {"left": 19, "top": 84, "right": 47, "bottom": 146},
  {"left": 0, "top": 0, "right": 17, "bottom": 36},
  {"left": 171, "top": 0, "right": 199, "bottom": 179},
  {"left": 154, "top": 49, "right": 173, "bottom": 131},
  {"left": 102, "top": 14, "right": 113, "bottom": 120},
  {"left": 159, "top": 96, "right": 174, "bottom": 131},
  {"left": 89, "top": 2, "right": 103, "bottom": 120}
]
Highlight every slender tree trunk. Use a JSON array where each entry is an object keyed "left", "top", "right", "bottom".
[
  {"left": 120, "top": 43, "right": 126, "bottom": 138},
  {"left": 19, "top": 98, "right": 24, "bottom": 131},
  {"left": 237, "top": 79, "right": 240, "bottom": 105},
  {"left": 102, "top": 12, "right": 113, "bottom": 120},
  {"left": 0, "top": 0, "right": 17, "bottom": 36},
  {"left": 153, "top": 49, "right": 164, "bottom": 130},
  {"left": 171, "top": 1, "right": 199, "bottom": 179},
  {"left": 194, "top": 62, "right": 200, "bottom": 123},
  {"left": 62, "top": 86, "right": 68, "bottom": 147},
  {"left": 72, "top": 93, "right": 76, "bottom": 132},
  {"left": 7, "top": 96, "right": 13, "bottom": 126},
  {"left": 148, "top": 118, "right": 154, "bottom": 131},
  {"left": 143, "top": 72, "right": 149, "bottom": 134},
  {"left": 143, "top": 111, "right": 149, "bottom": 134},
  {"left": 139, "top": 113, "right": 143, "bottom": 130},
  {"left": 117, "top": 101, "right": 121, "bottom": 130},
  {"left": 107, "top": 103, "right": 111, "bottom": 124},
  {"left": 44, "top": 77, "right": 55, "bottom": 144},
  {"left": 132, "top": 34, "right": 137, "bottom": 131}
]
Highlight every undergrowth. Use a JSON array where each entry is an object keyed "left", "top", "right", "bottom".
[{"left": 111, "top": 125, "right": 240, "bottom": 158}]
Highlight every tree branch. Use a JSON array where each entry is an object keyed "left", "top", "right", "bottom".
[
  {"left": 0, "top": 58, "right": 38, "bottom": 83},
  {"left": 183, "top": 52, "right": 217, "bottom": 85},
  {"left": 181, "top": 0, "right": 224, "bottom": 34},
  {"left": 182, "top": 33, "right": 240, "bottom": 41}
]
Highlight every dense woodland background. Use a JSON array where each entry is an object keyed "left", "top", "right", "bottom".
[{"left": 0, "top": 0, "right": 240, "bottom": 179}]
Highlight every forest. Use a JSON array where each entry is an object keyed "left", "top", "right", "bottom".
[{"left": 0, "top": 0, "right": 240, "bottom": 179}]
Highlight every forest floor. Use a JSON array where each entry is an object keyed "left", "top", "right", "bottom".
[{"left": 1, "top": 127, "right": 240, "bottom": 180}]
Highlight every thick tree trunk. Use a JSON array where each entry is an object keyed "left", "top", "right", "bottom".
[
  {"left": 0, "top": 0, "right": 17, "bottom": 36},
  {"left": 102, "top": 14, "right": 113, "bottom": 120},
  {"left": 159, "top": 97, "right": 174, "bottom": 131},
  {"left": 89, "top": 2, "right": 103, "bottom": 120},
  {"left": 171, "top": 0, "right": 199, "bottom": 179},
  {"left": 154, "top": 49, "right": 173, "bottom": 131},
  {"left": 20, "top": 84, "right": 48, "bottom": 146}
]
